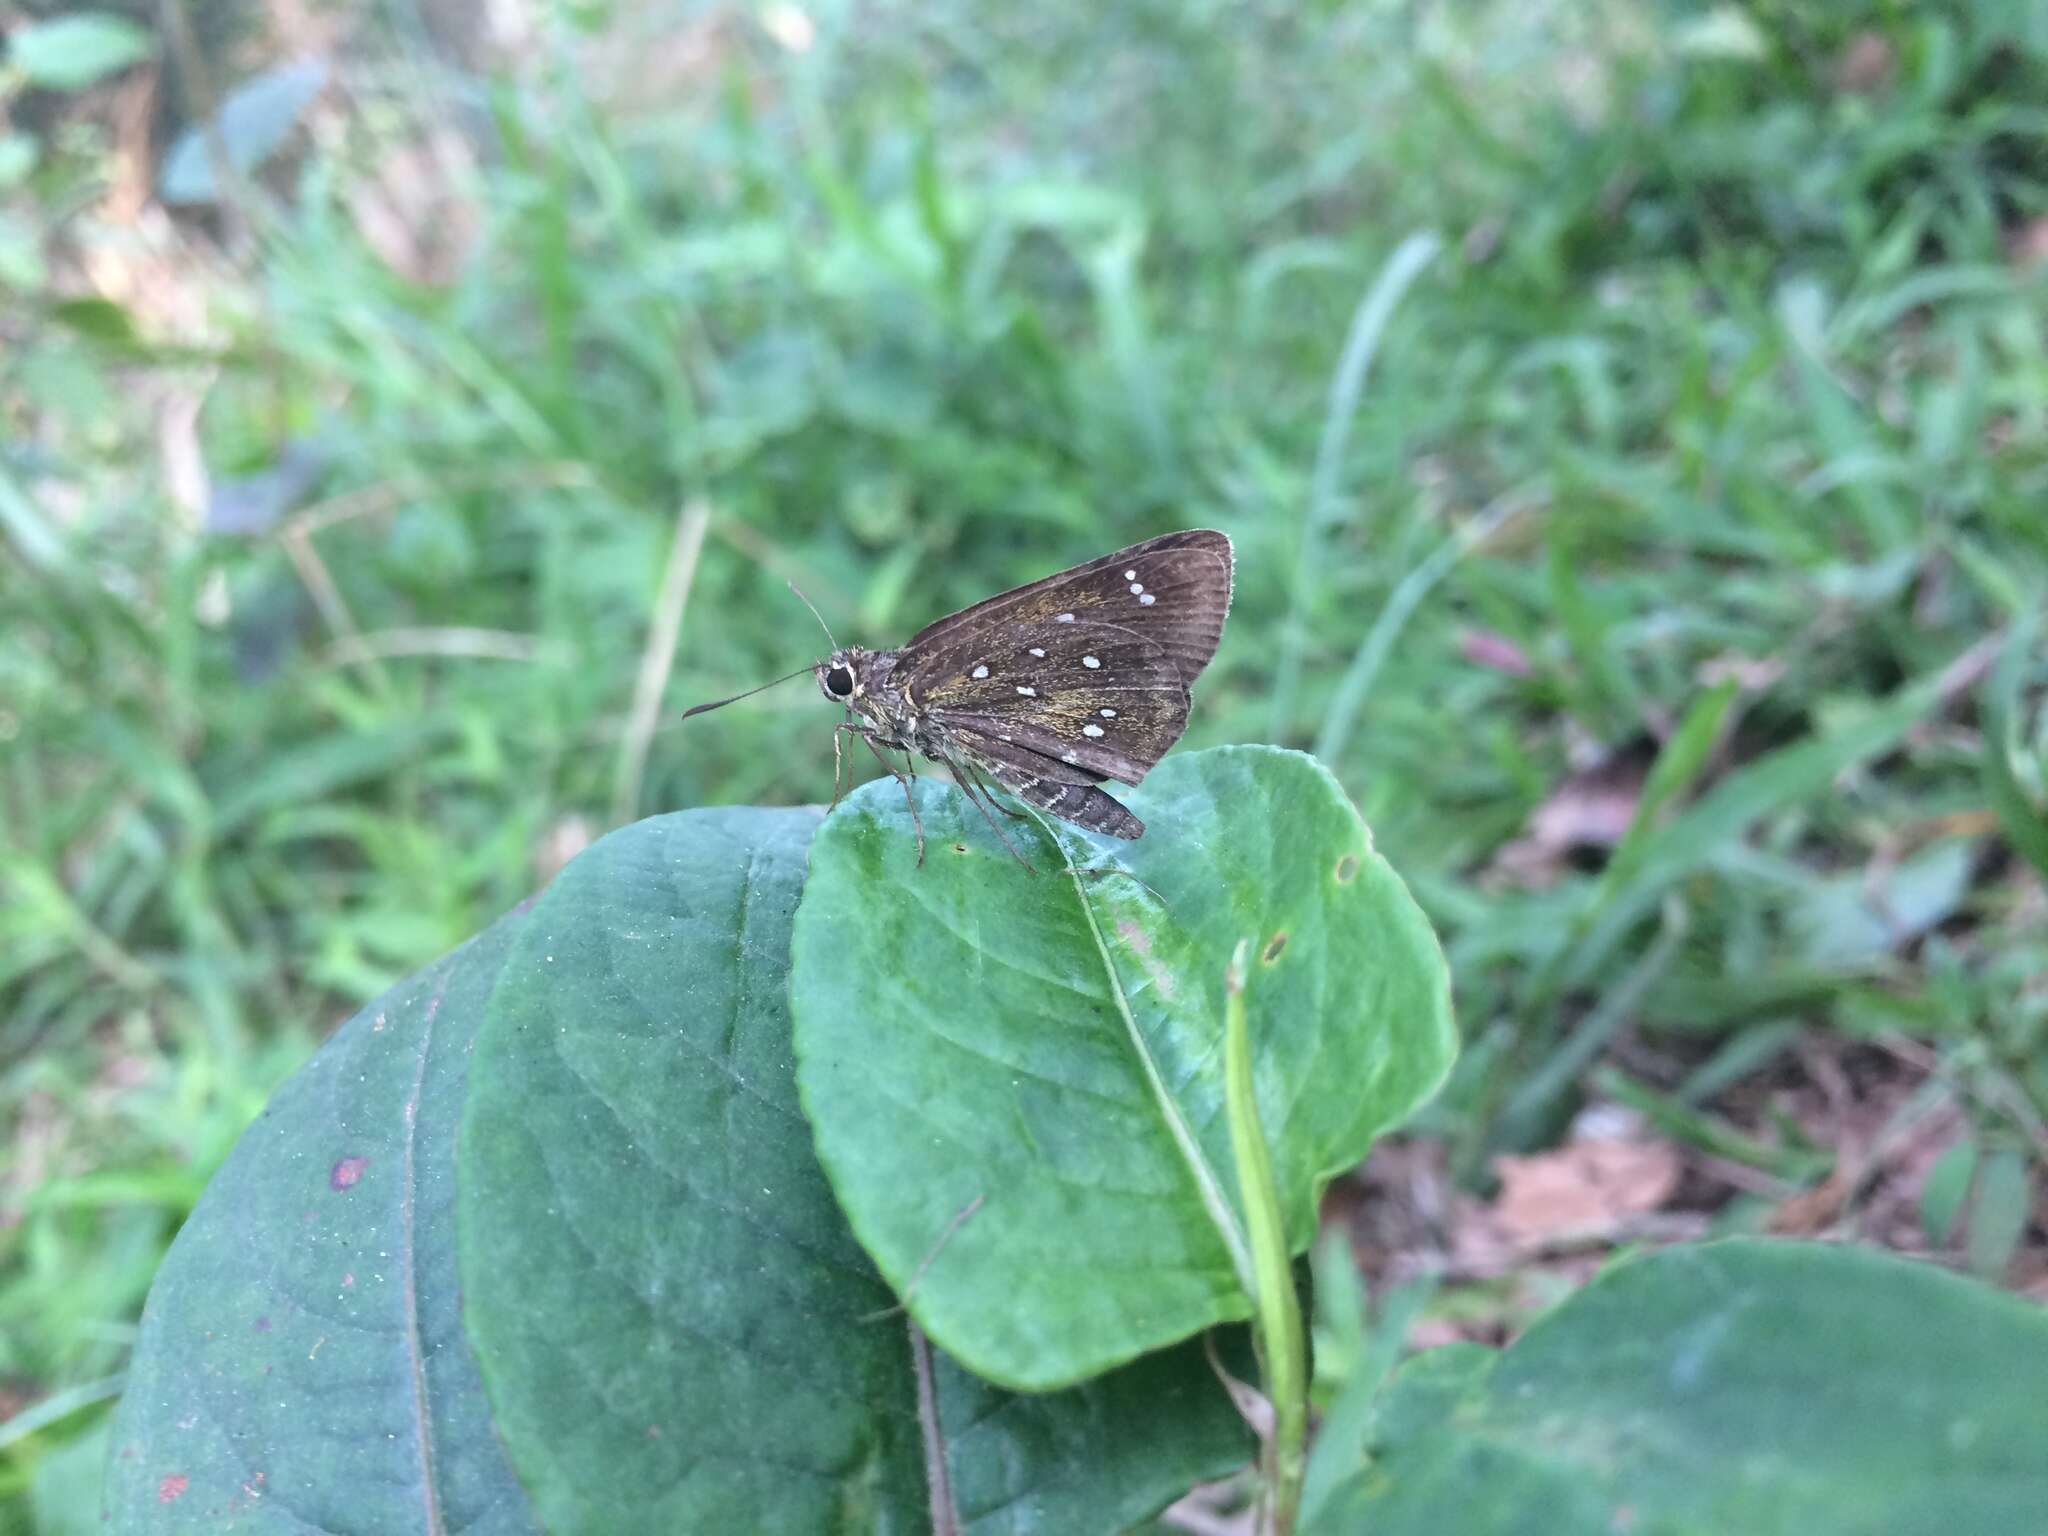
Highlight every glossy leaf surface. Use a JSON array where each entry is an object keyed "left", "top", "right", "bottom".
[
  {"left": 1304, "top": 1239, "right": 2048, "bottom": 1536},
  {"left": 790, "top": 746, "right": 1457, "bottom": 1389},
  {"left": 105, "top": 808, "right": 1250, "bottom": 1532}
]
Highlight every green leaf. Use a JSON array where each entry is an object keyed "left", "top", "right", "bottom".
[
  {"left": 103, "top": 920, "right": 536, "bottom": 1532},
  {"left": 461, "top": 807, "right": 1248, "bottom": 1532},
  {"left": 1297, "top": 1271, "right": 1434, "bottom": 1529},
  {"left": 1671, "top": 6, "right": 1769, "bottom": 58},
  {"left": 1308, "top": 1226, "right": 1367, "bottom": 1401},
  {"left": 1983, "top": 615, "right": 2048, "bottom": 883},
  {"left": 790, "top": 746, "right": 1456, "bottom": 1390},
  {"left": 1305, "top": 1240, "right": 2048, "bottom": 1536},
  {"left": 0, "top": 133, "right": 39, "bottom": 188},
  {"left": 1965, "top": 1149, "right": 2030, "bottom": 1281},
  {"left": 1918, "top": 1136, "right": 1976, "bottom": 1247},
  {"left": 8, "top": 13, "right": 154, "bottom": 91},
  {"left": 1788, "top": 838, "right": 1977, "bottom": 968},
  {"left": 158, "top": 59, "right": 329, "bottom": 206},
  {"left": 50, "top": 296, "right": 141, "bottom": 346},
  {"left": 106, "top": 809, "right": 1252, "bottom": 1533}
]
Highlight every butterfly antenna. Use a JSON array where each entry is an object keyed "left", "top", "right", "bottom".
[
  {"left": 788, "top": 582, "right": 838, "bottom": 650},
  {"left": 680, "top": 665, "right": 814, "bottom": 721}
]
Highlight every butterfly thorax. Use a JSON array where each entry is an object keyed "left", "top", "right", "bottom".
[{"left": 817, "top": 646, "right": 951, "bottom": 760}]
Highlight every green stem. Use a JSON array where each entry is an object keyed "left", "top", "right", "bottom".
[{"left": 1224, "top": 941, "right": 1308, "bottom": 1535}]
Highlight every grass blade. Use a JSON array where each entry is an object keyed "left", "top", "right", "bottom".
[{"left": 1270, "top": 230, "right": 1442, "bottom": 739}]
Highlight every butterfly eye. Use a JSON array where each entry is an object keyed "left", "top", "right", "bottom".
[{"left": 824, "top": 665, "right": 855, "bottom": 698}]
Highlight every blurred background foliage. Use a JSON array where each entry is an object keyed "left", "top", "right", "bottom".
[{"left": 2, "top": 0, "right": 2046, "bottom": 1527}]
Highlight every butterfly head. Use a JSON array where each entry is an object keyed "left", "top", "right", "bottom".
[{"left": 815, "top": 647, "right": 869, "bottom": 704}]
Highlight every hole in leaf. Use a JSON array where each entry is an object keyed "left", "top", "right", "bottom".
[
  {"left": 1334, "top": 853, "right": 1360, "bottom": 883},
  {"left": 1261, "top": 932, "right": 1288, "bottom": 964}
]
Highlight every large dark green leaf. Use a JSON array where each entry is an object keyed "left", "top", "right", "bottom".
[
  {"left": 1304, "top": 1239, "right": 2048, "bottom": 1536},
  {"left": 459, "top": 806, "right": 1249, "bottom": 1533},
  {"left": 790, "top": 746, "right": 1456, "bottom": 1390},
  {"left": 102, "top": 914, "right": 537, "bottom": 1532},
  {"left": 105, "top": 807, "right": 1249, "bottom": 1533}
]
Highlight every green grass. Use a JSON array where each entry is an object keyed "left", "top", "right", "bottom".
[{"left": 5, "top": 0, "right": 2048, "bottom": 1525}]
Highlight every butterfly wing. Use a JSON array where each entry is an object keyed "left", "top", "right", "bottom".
[
  {"left": 949, "top": 730, "right": 1146, "bottom": 839},
  {"left": 902, "top": 529, "right": 1232, "bottom": 690},
  {"left": 916, "top": 620, "right": 1188, "bottom": 785}
]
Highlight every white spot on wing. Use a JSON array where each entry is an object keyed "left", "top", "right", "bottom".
[
  {"left": 1028, "top": 647, "right": 1045, "bottom": 658},
  {"left": 1082, "top": 655, "right": 1101, "bottom": 668},
  {"left": 1128, "top": 582, "right": 1144, "bottom": 595},
  {"left": 1138, "top": 592, "right": 1156, "bottom": 606},
  {"left": 971, "top": 664, "right": 989, "bottom": 679},
  {"left": 1055, "top": 612, "right": 1075, "bottom": 623},
  {"left": 1100, "top": 708, "right": 1117, "bottom": 718},
  {"left": 1060, "top": 752, "right": 1077, "bottom": 764},
  {"left": 1123, "top": 569, "right": 1137, "bottom": 581},
  {"left": 1083, "top": 724, "right": 1105, "bottom": 738},
  {"left": 1016, "top": 685, "right": 1037, "bottom": 697}
]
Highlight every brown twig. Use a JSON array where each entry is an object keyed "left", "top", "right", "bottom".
[{"left": 908, "top": 1321, "right": 960, "bottom": 1536}]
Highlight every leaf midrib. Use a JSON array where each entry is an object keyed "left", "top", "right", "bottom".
[
  {"left": 1038, "top": 813, "right": 1255, "bottom": 1295},
  {"left": 401, "top": 966, "right": 453, "bottom": 1536}
]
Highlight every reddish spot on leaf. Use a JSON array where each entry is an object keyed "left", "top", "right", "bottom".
[
  {"left": 158, "top": 1473, "right": 188, "bottom": 1503},
  {"left": 330, "top": 1155, "right": 370, "bottom": 1190}
]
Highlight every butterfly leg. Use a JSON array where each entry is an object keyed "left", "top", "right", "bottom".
[
  {"left": 939, "top": 752, "right": 1038, "bottom": 875},
  {"left": 960, "top": 757, "right": 1158, "bottom": 891},
  {"left": 1072, "top": 865, "right": 1172, "bottom": 908},
  {"left": 836, "top": 724, "right": 925, "bottom": 864},
  {"left": 960, "top": 757, "right": 1030, "bottom": 821},
  {"left": 956, "top": 757, "right": 1145, "bottom": 889},
  {"left": 828, "top": 712, "right": 849, "bottom": 814}
]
